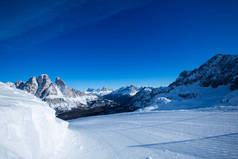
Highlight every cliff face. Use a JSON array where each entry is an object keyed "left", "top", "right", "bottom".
[
  {"left": 130, "top": 54, "right": 238, "bottom": 110},
  {"left": 170, "top": 54, "right": 238, "bottom": 90}
]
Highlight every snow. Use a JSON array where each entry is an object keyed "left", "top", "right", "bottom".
[
  {"left": 141, "top": 83, "right": 238, "bottom": 110},
  {"left": 46, "top": 94, "right": 98, "bottom": 111},
  {"left": 1, "top": 81, "right": 238, "bottom": 159},
  {"left": 111, "top": 85, "right": 139, "bottom": 96},
  {"left": 85, "top": 88, "right": 113, "bottom": 96},
  {"left": 0, "top": 82, "right": 72, "bottom": 159},
  {"left": 68, "top": 107, "right": 238, "bottom": 159}
]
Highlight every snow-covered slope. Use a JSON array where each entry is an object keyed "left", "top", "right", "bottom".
[
  {"left": 1, "top": 81, "right": 238, "bottom": 159},
  {"left": 134, "top": 83, "right": 238, "bottom": 111},
  {"left": 131, "top": 54, "right": 238, "bottom": 111},
  {"left": 69, "top": 107, "right": 238, "bottom": 159},
  {"left": 0, "top": 82, "right": 70, "bottom": 159}
]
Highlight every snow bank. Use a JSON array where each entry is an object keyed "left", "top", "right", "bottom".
[
  {"left": 0, "top": 82, "right": 69, "bottom": 159},
  {"left": 142, "top": 83, "right": 238, "bottom": 111}
]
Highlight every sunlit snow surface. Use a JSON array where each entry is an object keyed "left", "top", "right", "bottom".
[
  {"left": 0, "top": 82, "right": 76, "bottom": 159},
  {"left": 1, "top": 82, "right": 238, "bottom": 159},
  {"left": 69, "top": 108, "right": 238, "bottom": 159}
]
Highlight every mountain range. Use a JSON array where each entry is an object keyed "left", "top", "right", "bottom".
[{"left": 6, "top": 54, "right": 238, "bottom": 119}]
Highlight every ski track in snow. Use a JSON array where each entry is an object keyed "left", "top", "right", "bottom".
[{"left": 68, "top": 109, "right": 238, "bottom": 159}]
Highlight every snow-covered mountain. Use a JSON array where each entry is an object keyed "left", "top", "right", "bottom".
[
  {"left": 103, "top": 85, "right": 140, "bottom": 106},
  {"left": 7, "top": 75, "right": 127, "bottom": 120},
  {"left": 170, "top": 54, "right": 238, "bottom": 89},
  {"left": 85, "top": 87, "right": 113, "bottom": 96},
  {"left": 131, "top": 54, "right": 238, "bottom": 111},
  {"left": 6, "top": 54, "right": 238, "bottom": 119},
  {"left": 9, "top": 74, "right": 98, "bottom": 113},
  {"left": 110, "top": 85, "right": 139, "bottom": 96}
]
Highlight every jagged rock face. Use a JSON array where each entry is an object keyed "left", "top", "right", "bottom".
[
  {"left": 170, "top": 54, "right": 238, "bottom": 90},
  {"left": 36, "top": 74, "right": 52, "bottom": 98},
  {"left": 55, "top": 77, "right": 77, "bottom": 98},
  {"left": 55, "top": 77, "right": 66, "bottom": 88},
  {"left": 15, "top": 80, "right": 25, "bottom": 89},
  {"left": 128, "top": 54, "right": 238, "bottom": 110},
  {"left": 23, "top": 76, "right": 38, "bottom": 94},
  {"left": 11, "top": 74, "right": 104, "bottom": 119},
  {"left": 40, "top": 83, "right": 59, "bottom": 99}
]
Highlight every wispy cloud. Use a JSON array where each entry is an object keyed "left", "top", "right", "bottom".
[{"left": 0, "top": 0, "right": 152, "bottom": 47}]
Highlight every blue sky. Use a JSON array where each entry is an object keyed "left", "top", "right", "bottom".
[{"left": 0, "top": 0, "right": 238, "bottom": 90}]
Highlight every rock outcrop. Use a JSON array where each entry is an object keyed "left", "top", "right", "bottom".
[
  {"left": 170, "top": 54, "right": 238, "bottom": 90},
  {"left": 130, "top": 54, "right": 238, "bottom": 110}
]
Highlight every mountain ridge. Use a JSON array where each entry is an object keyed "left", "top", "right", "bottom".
[{"left": 5, "top": 54, "right": 238, "bottom": 119}]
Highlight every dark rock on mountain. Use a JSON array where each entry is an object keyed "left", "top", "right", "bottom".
[
  {"left": 230, "top": 76, "right": 238, "bottom": 90},
  {"left": 36, "top": 74, "right": 52, "bottom": 98},
  {"left": 23, "top": 76, "right": 38, "bottom": 94},
  {"left": 15, "top": 80, "right": 25, "bottom": 89},
  {"left": 130, "top": 54, "right": 238, "bottom": 110},
  {"left": 170, "top": 54, "right": 238, "bottom": 90},
  {"left": 57, "top": 99, "right": 134, "bottom": 120},
  {"left": 178, "top": 93, "right": 198, "bottom": 99},
  {"left": 103, "top": 85, "right": 139, "bottom": 105},
  {"left": 55, "top": 77, "right": 79, "bottom": 98}
]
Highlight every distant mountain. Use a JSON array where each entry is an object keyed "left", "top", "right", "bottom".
[
  {"left": 103, "top": 85, "right": 140, "bottom": 105},
  {"left": 7, "top": 75, "right": 127, "bottom": 120},
  {"left": 170, "top": 54, "right": 238, "bottom": 89},
  {"left": 9, "top": 75, "right": 97, "bottom": 111},
  {"left": 85, "top": 87, "right": 113, "bottom": 96},
  {"left": 6, "top": 54, "right": 238, "bottom": 119},
  {"left": 130, "top": 54, "right": 238, "bottom": 111}
]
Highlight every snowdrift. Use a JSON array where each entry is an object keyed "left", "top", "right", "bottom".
[{"left": 0, "top": 82, "right": 69, "bottom": 159}]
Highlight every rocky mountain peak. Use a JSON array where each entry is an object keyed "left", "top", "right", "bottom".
[
  {"left": 55, "top": 77, "right": 66, "bottom": 88},
  {"left": 37, "top": 74, "right": 51, "bottom": 84},
  {"left": 23, "top": 76, "right": 38, "bottom": 94},
  {"left": 115, "top": 85, "right": 139, "bottom": 96},
  {"left": 170, "top": 54, "right": 238, "bottom": 90},
  {"left": 15, "top": 80, "right": 25, "bottom": 89},
  {"left": 36, "top": 74, "right": 52, "bottom": 97}
]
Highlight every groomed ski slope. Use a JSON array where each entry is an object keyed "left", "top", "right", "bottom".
[
  {"left": 69, "top": 107, "right": 238, "bottom": 159},
  {"left": 0, "top": 82, "right": 238, "bottom": 159}
]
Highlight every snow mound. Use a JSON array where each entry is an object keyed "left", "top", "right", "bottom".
[{"left": 0, "top": 82, "right": 70, "bottom": 159}]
